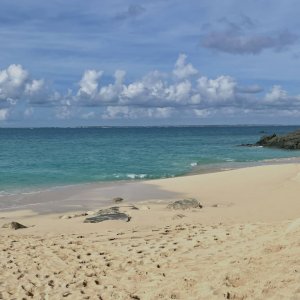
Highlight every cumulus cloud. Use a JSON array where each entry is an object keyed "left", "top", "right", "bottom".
[
  {"left": 173, "top": 54, "right": 198, "bottom": 79},
  {"left": 77, "top": 69, "right": 103, "bottom": 99},
  {"left": 201, "top": 17, "right": 298, "bottom": 55},
  {"left": 0, "top": 64, "right": 70, "bottom": 120},
  {"left": 25, "top": 79, "right": 45, "bottom": 96},
  {"left": 76, "top": 69, "right": 126, "bottom": 105},
  {"left": 0, "top": 64, "right": 55, "bottom": 121},
  {"left": 197, "top": 75, "right": 236, "bottom": 104},
  {"left": 263, "top": 85, "right": 300, "bottom": 107},
  {"left": 264, "top": 85, "right": 288, "bottom": 103},
  {"left": 99, "top": 70, "right": 126, "bottom": 103},
  {"left": 73, "top": 57, "right": 236, "bottom": 112},
  {"left": 0, "top": 64, "right": 28, "bottom": 105},
  {"left": 2, "top": 53, "right": 300, "bottom": 122},
  {"left": 0, "top": 64, "right": 51, "bottom": 107},
  {"left": 73, "top": 54, "right": 300, "bottom": 120},
  {"left": 0, "top": 108, "right": 9, "bottom": 121}
]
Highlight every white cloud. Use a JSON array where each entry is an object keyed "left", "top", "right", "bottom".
[
  {"left": 25, "top": 79, "right": 45, "bottom": 96},
  {"left": 72, "top": 54, "right": 252, "bottom": 115},
  {"left": 77, "top": 69, "right": 103, "bottom": 98},
  {"left": 262, "top": 85, "right": 300, "bottom": 110},
  {"left": 0, "top": 64, "right": 50, "bottom": 111},
  {"left": 197, "top": 75, "right": 236, "bottom": 103},
  {"left": 0, "top": 64, "right": 28, "bottom": 102},
  {"left": 114, "top": 70, "right": 126, "bottom": 85},
  {"left": 2, "top": 53, "right": 300, "bottom": 123},
  {"left": 98, "top": 70, "right": 125, "bottom": 103},
  {"left": 264, "top": 85, "right": 288, "bottom": 103},
  {"left": 77, "top": 69, "right": 127, "bottom": 105},
  {"left": 47, "top": 53, "right": 300, "bottom": 121},
  {"left": 173, "top": 53, "right": 198, "bottom": 79},
  {"left": 165, "top": 80, "right": 192, "bottom": 103},
  {"left": 0, "top": 108, "right": 9, "bottom": 121},
  {"left": 122, "top": 81, "right": 145, "bottom": 100}
]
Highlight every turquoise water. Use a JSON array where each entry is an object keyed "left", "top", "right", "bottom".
[{"left": 1, "top": 126, "right": 300, "bottom": 194}]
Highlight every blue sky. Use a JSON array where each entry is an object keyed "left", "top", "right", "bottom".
[{"left": 1, "top": 0, "right": 300, "bottom": 126}]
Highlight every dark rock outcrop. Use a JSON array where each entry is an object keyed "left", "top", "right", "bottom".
[
  {"left": 256, "top": 131, "right": 300, "bottom": 149},
  {"left": 84, "top": 207, "right": 131, "bottom": 223},
  {"left": 167, "top": 198, "right": 203, "bottom": 210},
  {"left": 240, "top": 130, "right": 300, "bottom": 150},
  {"left": 113, "top": 197, "right": 124, "bottom": 203},
  {"left": 2, "top": 222, "right": 27, "bottom": 230}
]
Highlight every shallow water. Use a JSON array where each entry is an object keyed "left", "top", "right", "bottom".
[{"left": 1, "top": 126, "right": 300, "bottom": 194}]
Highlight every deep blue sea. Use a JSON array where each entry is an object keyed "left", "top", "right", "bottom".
[{"left": 1, "top": 126, "right": 300, "bottom": 195}]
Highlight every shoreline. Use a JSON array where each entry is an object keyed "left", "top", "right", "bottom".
[
  {"left": 2, "top": 156, "right": 300, "bottom": 213},
  {"left": 0, "top": 161, "right": 300, "bottom": 220}
]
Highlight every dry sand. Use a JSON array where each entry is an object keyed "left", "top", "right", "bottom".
[{"left": 1, "top": 164, "right": 300, "bottom": 299}]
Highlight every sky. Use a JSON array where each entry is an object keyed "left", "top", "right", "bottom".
[{"left": 1, "top": 0, "right": 300, "bottom": 126}]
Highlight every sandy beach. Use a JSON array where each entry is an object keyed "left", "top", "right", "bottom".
[{"left": 1, "top": 164, "right": 300, "bottom": 299}]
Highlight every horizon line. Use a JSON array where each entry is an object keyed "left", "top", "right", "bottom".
[{"left": 1, "top": 124, "right": 300, "bottom": 129}]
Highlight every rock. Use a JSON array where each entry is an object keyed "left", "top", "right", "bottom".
[
  {"left": 172, "top": 214, "right": 186, "bottom": 220},
  {"left": 62, "top": 291, "right": 71, "bottom": 297},
  {"left": 84, "top": 207, "right": 131, "bottom": 223},
  {"left": 167, "top": 198, "right": 202, "bottom": 210},
  {"left": 256, "top": 133, "right": 279, "bottom": 147},
  {"left": 2, "top": 222, "right": 27, "bottom": 230},
  {"left": 242, "top": 130, "right": 300, "bottom": 150},
  {"left": 113, "top": 197, "right": 124, "bottom": 203}
]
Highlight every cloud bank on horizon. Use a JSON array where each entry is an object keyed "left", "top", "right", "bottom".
[
  {"left": 1, "top": 54, "right": 300, "bottom": 124},
  {"left": 1, "top": 0, "right": 300, "bottom": 125}
]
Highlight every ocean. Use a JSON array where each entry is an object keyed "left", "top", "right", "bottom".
[{"left": 1, "top": 126, "right": 300, "bottom": 195}]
